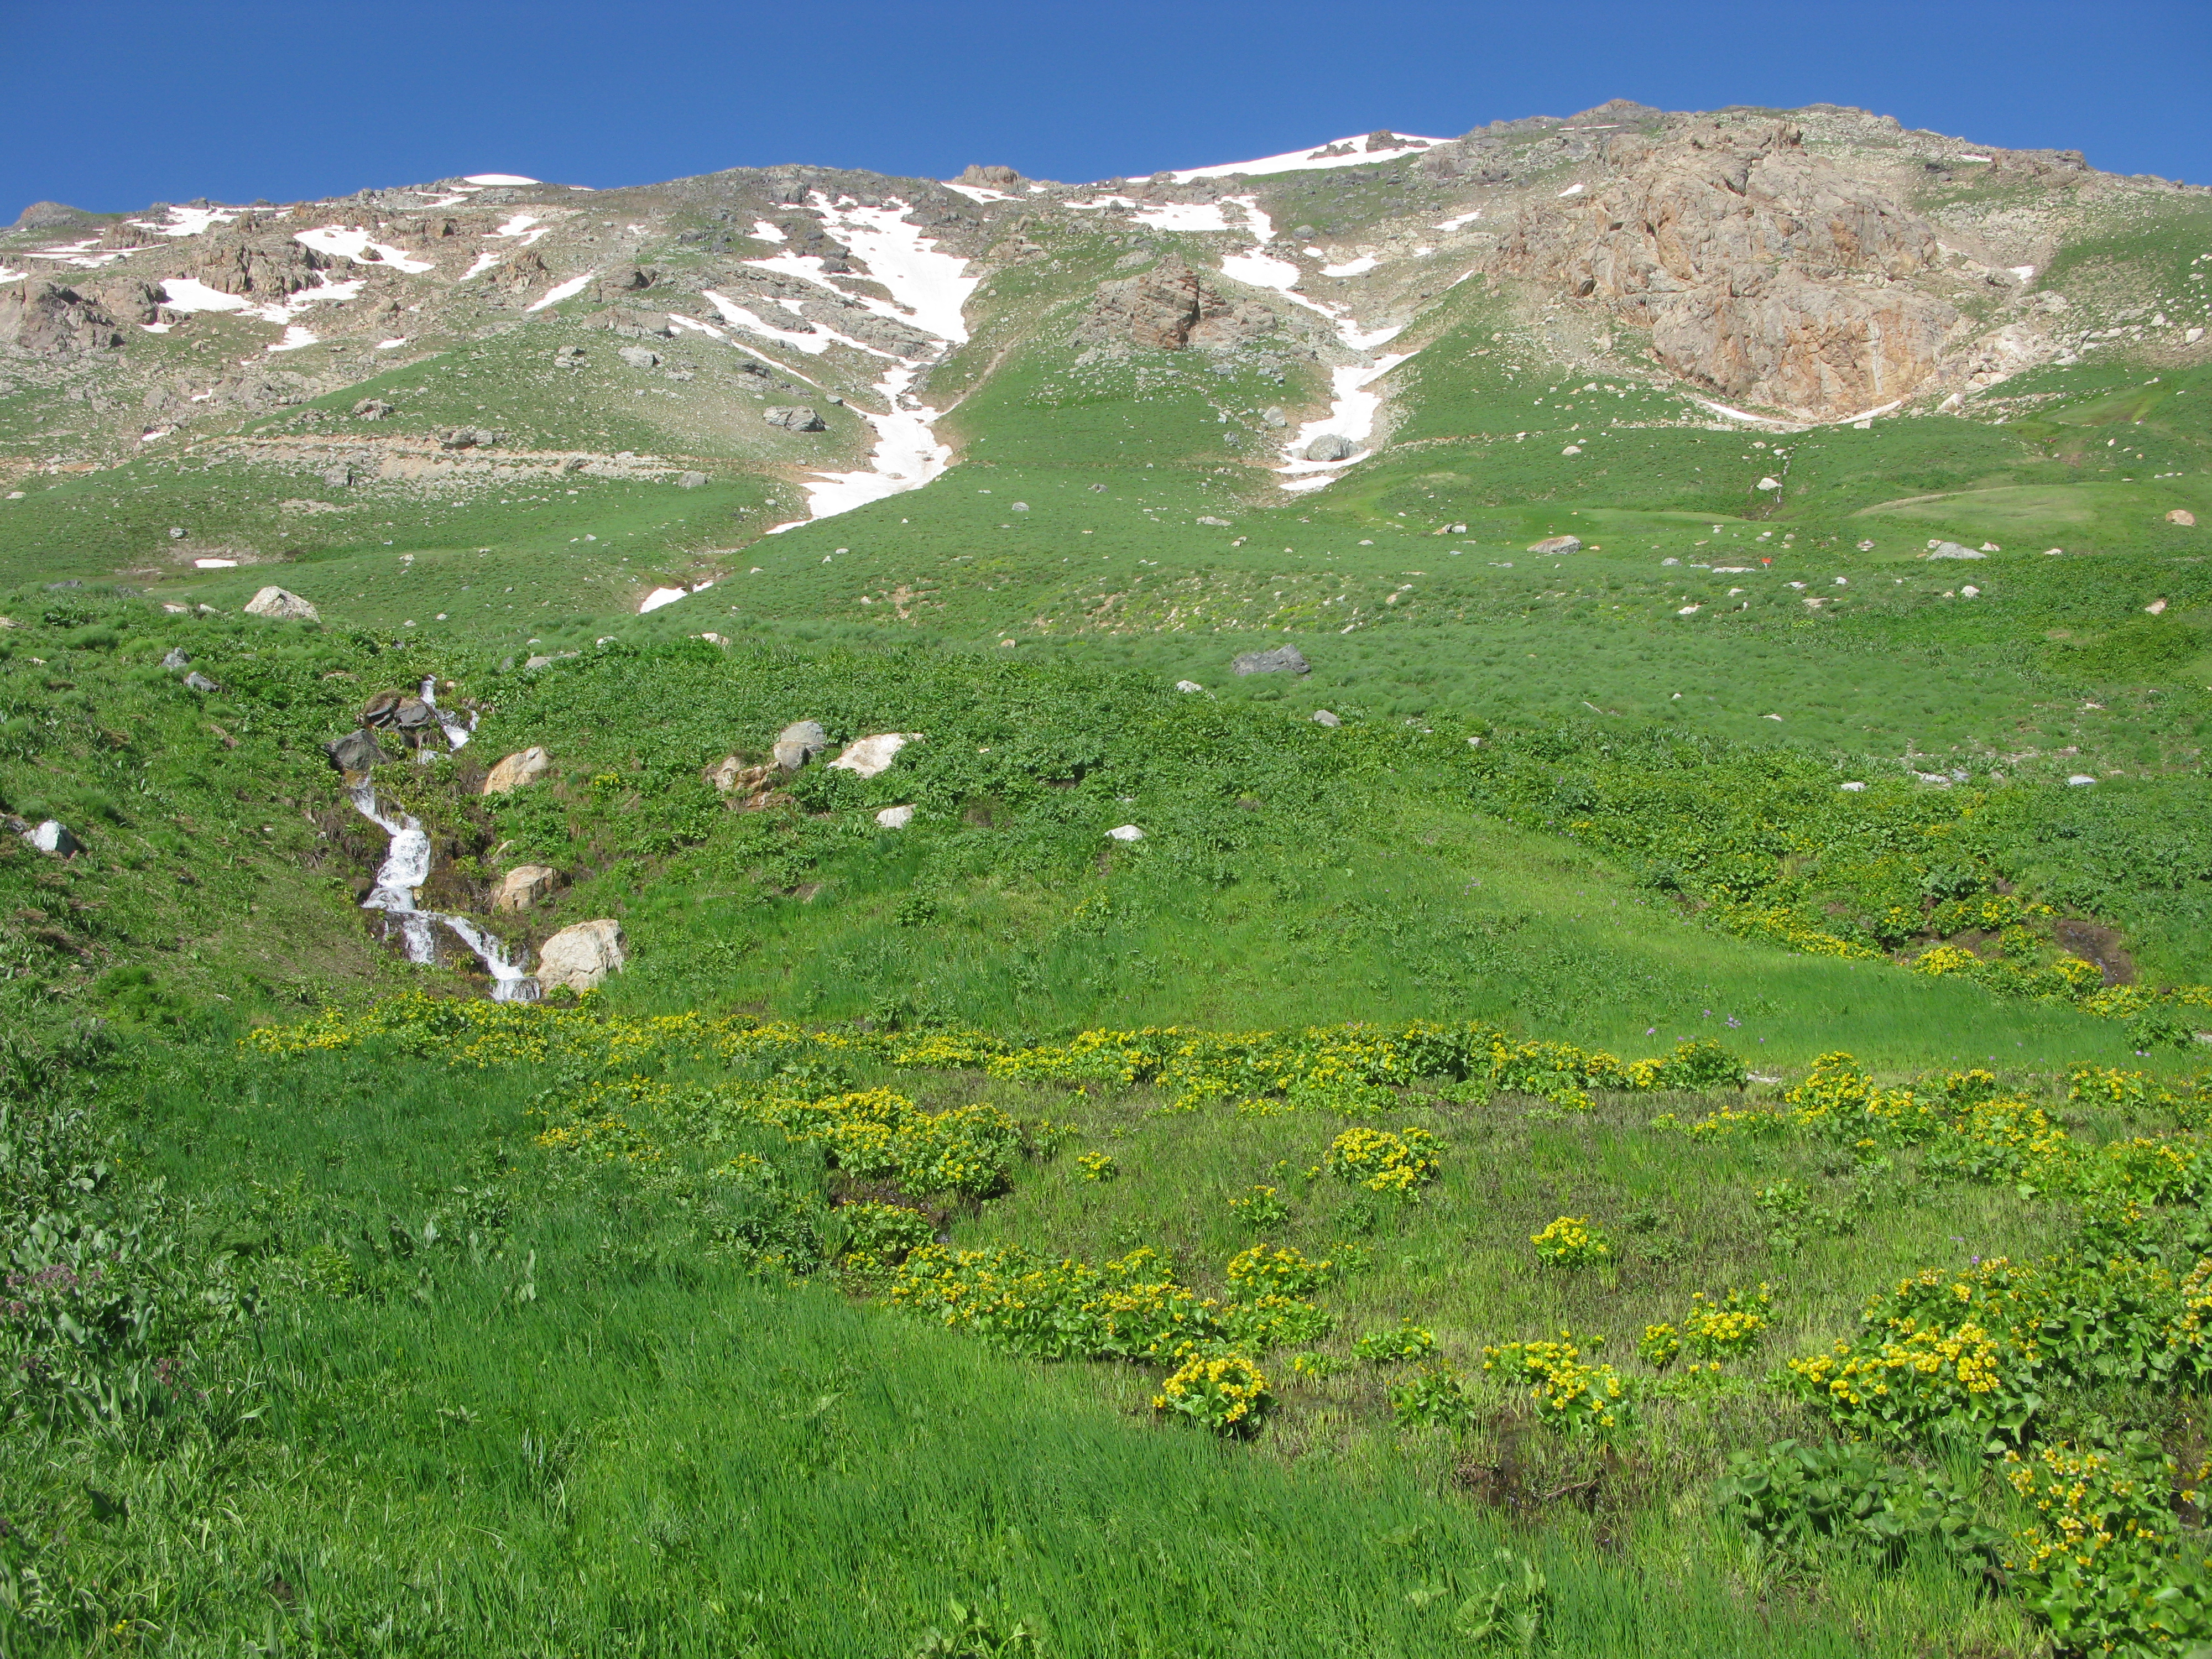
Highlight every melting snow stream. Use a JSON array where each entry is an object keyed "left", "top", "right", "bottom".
[{"left": 345, "top": 680, "right": 538, "bottom": 1000}]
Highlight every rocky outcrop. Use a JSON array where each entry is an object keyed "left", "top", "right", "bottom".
[
  {"left": 0, "top": 281, "right": 126, "bottom": 355},
  {"left": 826, "top": 733, "right": 916, "bottom": 778},
  {"left": 1498, "top": 120, "right": 1960, "bottom": 416},
  {"left": 1080, "top": 254, "right": 1280, "bottom": 353},
  {"left": 764, "top": 405, "right": 825, "bottom": 430}
]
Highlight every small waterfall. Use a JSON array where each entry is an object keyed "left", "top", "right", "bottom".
[{"left": 348, "top": 780, "right": 538, "bottom": 1001}]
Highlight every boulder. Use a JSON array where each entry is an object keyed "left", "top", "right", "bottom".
[
  {"left": 1926, "top": 541, "right": 1986, "bottom": 560},
  {"left": 1261, "top": 407, "right": 1289, "bottom": 429},
  {"left": 243, "top": 586, "right": 320, "bottom": 623},
  {"left": 2170, "top": 509, "right": 2198, "bottom": 528},
  {"left": 438, "top": 426, "right": 504, "bottom": 450},
  {"left": 679, "top": 471, "right": 706, "bottom": 489},
  {"left": 1175, "top": 680, "right": 1206, "bottom": 692},
  {"left": 492, "top": 864, "right": 560, "bottom": 913},
  {"left": 481, "top": 746, "right": 551, "bottom": 794},
  {"left": 536, "top": 919, "right": 625, "bottom": 993},
  {"left": 1304, "top": 434, "right": 1355, "bottom": 462},
  {"left": 1311, "top": 709, "right": 1341, "bottom": 727},
  {"left": 875, "top": 805, "right": 915, "bottom": 829},
  {"left": 324, "top": 728, "right": 385, "bottom": 772},
  {"left": 617, "top": 346, "right": 662, "bottom": 369},
  {"left": 764, "top": 405, "right": 826, "bottom": 431},
  {"left": 183, "top": 671, "right": 218, "bottom": 693},
  {"left": 1233, "top": 645, "right": 1310, "bottom": 677},
  {"left": 161, "top": 647, "right": 190, "bottom": 670},
  {"left": 352, "top": 398, "right": 394, "bottom": 420},
  {"left": 773, "top": 720, "right": 829, "bottom": 771},
  {"left": 1527, "top": 535, "right": 1583, "bottom": 555},
  {"left": 826, "top": 733, "right": 916, "bottom": 779},
  {"left": 1106, "top": 824, "right": 1146, "bottom": 842}
]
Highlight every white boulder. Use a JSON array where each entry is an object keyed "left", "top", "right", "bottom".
[
  {"left": 875, "top": 805, "right": 915, "bottom": 829},
  {"left": 243, "top": 586, "right": 320, "bottom": 623},
  {"left": 481, "top": 747, "right": 551, "bottom": 795},
  {"left": 537, "top": 919, "right": 626, "bottom": 993},
  {"left": 827, "top": 733, "right": 917, "bottom": 779}
]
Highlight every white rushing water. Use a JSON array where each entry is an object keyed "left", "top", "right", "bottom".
[{"left": 345, "top": 684, "right": 533, "bottom": 1000}]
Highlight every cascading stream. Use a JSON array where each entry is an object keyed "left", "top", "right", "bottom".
[{"left": 346, "top": 720, "right": 536, "bottom": 1000}]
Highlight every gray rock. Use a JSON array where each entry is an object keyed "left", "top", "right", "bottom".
[
  {"left": 161, "top": 647, "right": 190, "bottom": 670},
  {"left": 678, "top": 471, "right": 706, "bottom": 488},
  {"left": 182, "top": 671, "right": 218, "bottom": 693},
  {"left": 1927, "top": 541, "right": 1986, "bottom": 560},
  {"left": 1261, "top": 406, "right": 1288, "bottom": 429},
  {"left": 439, "top": 426, "right": 503, "bottom": 450},
  {"left": 1527, "top": 535, "right": 1583, "bottom": 555},
  {"left": 1311, "top": 709, "right": 1341, "bottom": 727},
  {"left": 875, "top": 804, "right": 915, "bottom": 829},
  {"left": 1197, "top": 516, "right": 1232, "bottom": 528},
  {"left": 1175, "top": 680, "right": 1206, "bottom": 693},
  {"left": 352, "top": 398, "right": 394, "bottom": 420},
  {"left": 1233, "top": 645, "right": 1310, "bottom": 677},
  {"left": 773, "top": 719, "right": 830, "bottom": 771},
  {"left": 325, "top": 728, "right": 385, "bottom": 771},
  {"left": 764, "top": 405, "right": 825, "bottom": 431},
  {"left": 1303, "top": 433, "right": 1354, "bottom": 462},
  {"left": 552, "top": 345, "right": 587, "bottom": 367},
  {"left": 617, "top": 346, "right": 662, "bottom": 369}
]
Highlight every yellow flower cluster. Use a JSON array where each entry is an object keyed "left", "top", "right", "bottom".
[
  {"left": 1682, "top": 1285, "right": 1773, "bottom": 1360},
  {"left": 2001, "top": 1439, "right": 2172, "bottom": 1577},
  {"left": 1074, "top": 1151, "right": 1118, "bottom": 1182},
  {"left": 1321, "top": 1126, "right": 1443, "bottom": 1193},
  {"left": 1481, "top": 1331, "right": 1631, "bottom": 1434},
  {"left": 1529, "top": 1215, "right": 1611, "bottom": 1269},
  {"left": 1152, "top": 1353, "right": 1270, "bottom": 1433},
  {"left": 248, "top": 999, "right": 1735, "bottom": 1119},
  {"left": 1224, "top": 1244, "right": 1332, "bottom": 1297},
  {"left": 1788, "top": 1318, "right": 2004, "bottom": 1409}
]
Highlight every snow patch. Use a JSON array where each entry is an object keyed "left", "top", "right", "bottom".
[
  {"left": 750, "top": 220, "right": 786, "bottom": 242},
  {"left": 294, "top": 225, "right": 435, "bottom": 273},
  {"left": 1321, "top": 254, "right": 1380, "bottom": 277},
  {"left": 459, "top": 252, "right": 502, "bottom": 280},
  {"left": 127, "top": 205, "right": 242, "bottom": 237},
  {"left": 526, "top": 273, "right": 594, "bottom": 312},
  {"left": 787, "top": 364, "right": 951, "bottom": 520},
  {"left": 488, "top": 212, "right": 550, "bottom": 246},
  {"left": 942, "top": 183, "right": 1010, "bottom": 204},
  {"left": 1165, "top": 131, "right": 1449, "bottom": 183},
  {"left": 465, "top": 173, "right": 538, "bottom": 186},
  {"left": 268, "top": 325, "right": 319, "bottom": 352},
  {"left": 1434, "top": 209, "right": 1483, "bottom": 231}
]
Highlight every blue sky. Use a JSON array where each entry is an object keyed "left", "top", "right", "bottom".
[{"left": 6, "top": 0, "right": 2206, "bottom": 215}]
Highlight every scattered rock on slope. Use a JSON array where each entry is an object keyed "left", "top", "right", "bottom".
[
  {"left": 1527, "top": 535, "right": 1583, "bottom": 555},
  {"left": 764, "top": 405, "right": 825, "bottom": 431},
  {"left": 324, "top": 729, "right": 385, "bottom": 773},
  {"left": 0, "top": 281, "right": 125, "bottom": 356},
  {"left": 1304, "top": 434, "right": 1354, "bottom": 462}
]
